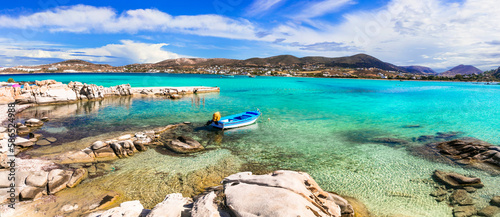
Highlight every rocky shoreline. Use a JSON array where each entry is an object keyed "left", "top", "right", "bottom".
[
  {"left": 88, "top": 170, "right": 356, "bottom": 217},
  {"left": 0, "top": 79, "right": 220, "bottom": 105}
]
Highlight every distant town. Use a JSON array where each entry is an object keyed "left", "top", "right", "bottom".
[{"left": 1, "top": 54, "right": 499, "bottom": 82}]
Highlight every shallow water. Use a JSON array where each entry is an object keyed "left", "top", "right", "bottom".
[{"left": 5, "top": 73, "right": 500, "bottom": 216}]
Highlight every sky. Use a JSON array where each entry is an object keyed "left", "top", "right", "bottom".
[{"left": 0, "top": 0, "right": 499, "bottom": 71}]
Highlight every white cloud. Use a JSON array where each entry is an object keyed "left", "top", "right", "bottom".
[
  {"left": 295, "top": 0, "right": 355, "bottom": 20},
  {"left": 0, "top": 5, "right": 268, "bottom": 41},
  {"left": 0, "top": 40, "right": 185, "bottom": 66},
  {"left": 268, "top": 0, "right": 500, "bottom": 70},
  {"left": 75, "top": 40, "right": 182, "bottom": 64},
  {"left": 246, "top": 0, "right": 285, "bottom": 16}
]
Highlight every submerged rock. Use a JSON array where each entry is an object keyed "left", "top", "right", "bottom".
[
  {"left": 165, "top": 136, "right": 204, "bottom": 153},
  {"left": 478, "top": 206, "right": 500, "bottom": 217},
  {"left": 491, "top": 196, "right": 500, "bottom": 207},
  {"left": 433, "top": 170, "right": 484, "bottom": 189},
  {"left": 450, "top": 189, "right": 474, "bottom": 206},
  {"left": 420, "top": 138, "right": 500, "bottom": 175},
  {"left": 453, "top": 205, "right": 476, "bottom": 217},
  {"left": 371, "top": 137, "right": 409, "bottom": 147}
]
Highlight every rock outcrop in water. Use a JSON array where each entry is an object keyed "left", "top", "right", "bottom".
[
  {"left": 88, "top": 170, "right": 355, "bottom": 217},
  {"left": 0, "top": 79, "right": 220, "bottom": 104},
  {"left": 412, "top": 138, "right": 500, "bottom": 175},
  {"left": 10, "top": 80, "right": 133, "bottom": 104}
]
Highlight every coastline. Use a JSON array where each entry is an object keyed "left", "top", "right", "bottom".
[{"left": 1, "top": 71, "right": 498, "bottom": 83}]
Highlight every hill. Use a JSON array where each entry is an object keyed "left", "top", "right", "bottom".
[
  {"left": 440, "top": 65, "right": 483, "bottom": 77},
  {"left": 152, "top": 54, "right": 406, "bottom": 72},
  {"left": 493, "top": 66, "right": 500, "bottom": 78},
  {"left": 326, "top": 54, "right": 403, "bottom": 72},
  {"left": 400, "top": 66, "right": 436, "bottom": 74}
]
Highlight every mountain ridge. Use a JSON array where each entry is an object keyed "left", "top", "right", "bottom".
[{"left": 440, "top": 65, "right": 483, "bottom": 77}]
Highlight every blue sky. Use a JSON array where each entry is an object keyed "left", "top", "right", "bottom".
[{"left": 0, "top": 0, "right": 499, "bottom": 71}]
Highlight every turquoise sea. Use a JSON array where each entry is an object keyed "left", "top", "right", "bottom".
[{"left": 4, "top": 73, "right": 500, "bottom": 216}]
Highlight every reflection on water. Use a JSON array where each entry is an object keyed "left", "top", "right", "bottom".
[{"left": 18, "top": 96, "right": 134, "bottom": 120}]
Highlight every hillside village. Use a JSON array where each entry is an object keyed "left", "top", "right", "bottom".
[{"left": 1, "top": 54, "right": 499, "bottom": 81}]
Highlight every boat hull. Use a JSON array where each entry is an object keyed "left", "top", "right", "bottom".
[{"left": 210, "top": 110, "right": 261, "bottom": 129}]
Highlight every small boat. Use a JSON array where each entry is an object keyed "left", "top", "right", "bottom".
[
  {"left": 221, "top": 74, "right": 234, "bottom": 78},
  {"left": 248, "top": 75, "right": 256, "bottom": 78},
  {"left": 211, "top": 110, "right": 261, "bottom": 129}
]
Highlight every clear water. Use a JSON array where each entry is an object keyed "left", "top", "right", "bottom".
[{"left": 4, "top": 73, "right": 500, "bottom": 216}]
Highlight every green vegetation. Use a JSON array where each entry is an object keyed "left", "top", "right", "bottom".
[{"left": 7, "top": 78, "right": 14, "bottom": 83}]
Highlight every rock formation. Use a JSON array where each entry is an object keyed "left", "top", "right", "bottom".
[
  {"left": 416, "top": 138, "right": 500, "bottom": 175},
  {"left": 88, "top": 170, "right": 355, "bottom": 217}
]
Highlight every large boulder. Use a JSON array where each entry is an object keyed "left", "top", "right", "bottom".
[
  {"left": 25, "top": 171, "right": 49, "bottom": 188},
  {"left": 91, "top": 141, "right": 107, "bottom": 150},
  {"left": 223, "top": 170, "right": 344, "bottom": 217},
  {"left": 19, "top": 186, "right": 45, "bottom": 201},
  {"left": 67, "top": 168, "right": 88, "bottom": 188},
  {"left": 48, "top": 169, "right": 72, "bottom": 194},
  {"left": 165, "top": 136, "right": 204, "bottom": 153},
  {"left": 92, "top": 145, "right": 118, "bottom": 161},
  {"left": 191, "top": 191, "right": 225, "bottom": 217},
  {"left": 53, "top": 150, "right": 96, "bottom": 164},
  {"left": 87, "top": 200, "right": 145, "bottom": 217},
  {"left": 146, "top": 193, "right": 192, "bottom": 217}
]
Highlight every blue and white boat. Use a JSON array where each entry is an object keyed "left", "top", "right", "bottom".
[{"left": 211, "top": 110, "right": 261, "bottom": 129}]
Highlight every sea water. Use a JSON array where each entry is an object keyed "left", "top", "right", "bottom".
[{"left": 4, "top": 73, "right": 500, "bottom": 216}]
